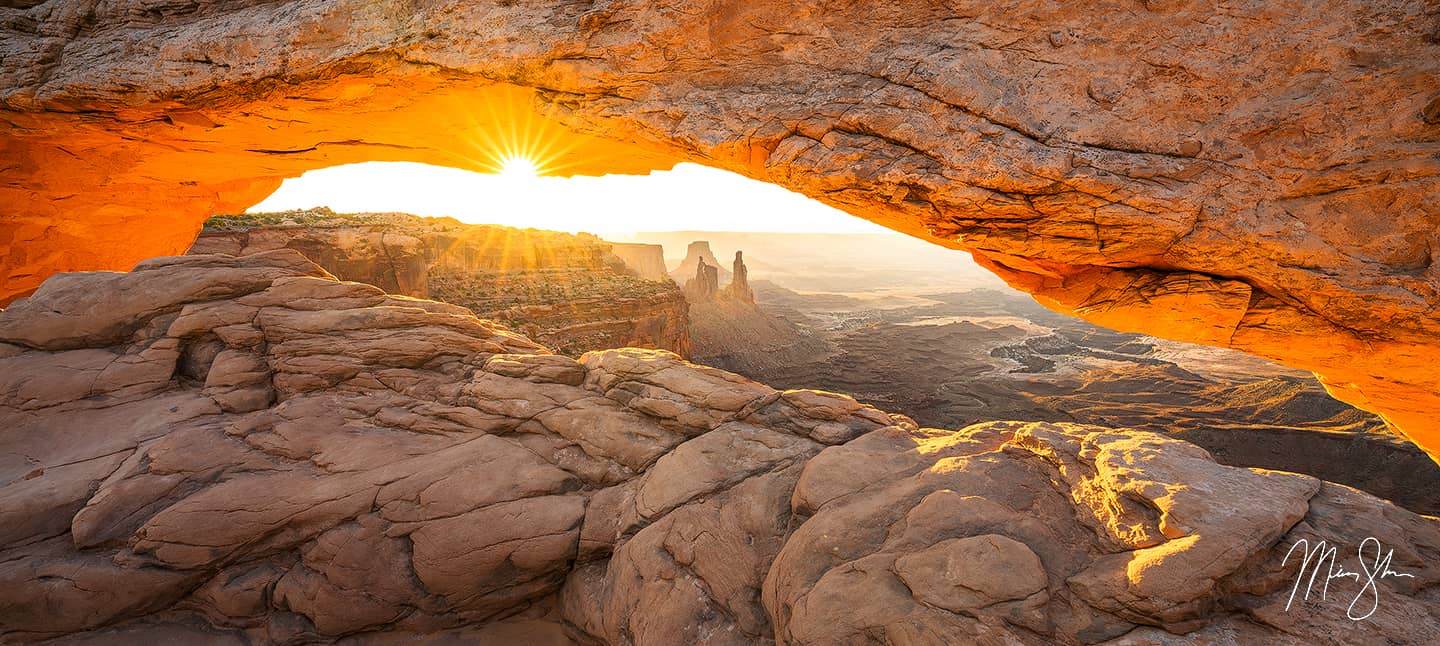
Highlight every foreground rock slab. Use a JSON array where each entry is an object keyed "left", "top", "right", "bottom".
[{"left": 0, "top": 253, "right": 1436, "bottom": 644}]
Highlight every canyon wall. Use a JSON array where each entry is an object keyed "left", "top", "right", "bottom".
[
  {"left": 190, "top": 210, "right": 689, "bottom": 356},
  {"left": 608, "top": 243, "right": 670, "bottom": 282},
  {"left": 685, "top": 248, "right": 827, "bottom": 374},
  {"left": 0, "top": 1, "right": 1438, "bottom": 459},
  {"left": 0, "top": 253, "right": 1435, "bottom": 644},
  {"left": 744, "top": 283, "right": 1440, "bottom": 514},
  {"left": 687, "top": 296, "right": 831, "bottom": 377}
]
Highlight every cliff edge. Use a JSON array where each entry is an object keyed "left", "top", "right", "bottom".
[{"left": 0, "top": 252, "right": 1434, "bottom": 644}]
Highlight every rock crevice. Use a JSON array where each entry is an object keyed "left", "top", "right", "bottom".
[
  {"left": 1, "top": 2, "right": 1438, "bottom": 455},
  {"left": 0, "top": 253, "right": 1435, "bottom": 644}
]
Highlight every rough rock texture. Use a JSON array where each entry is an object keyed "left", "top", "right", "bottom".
[
  {"left": 0, "top": 251, "right": 895, "bottom": 642},
  {"left": 1, "top": 1, "right": 1437, "bottom": 458},
  {"left": 191, "top": 210, "right": 689, "bottom": 356},
  {"left": 763, "top": 422, "right": 1440, "bottom": 645},
  {"left": 477, "top": 287, "right": 689, "bottom": 358},
  {"left": 1, "top": 253, "right": 1437, "bottom": 644}
]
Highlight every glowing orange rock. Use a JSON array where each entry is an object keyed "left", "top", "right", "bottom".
[{"left": 1, "top": 1, "right": 1437, "bottom": 461}]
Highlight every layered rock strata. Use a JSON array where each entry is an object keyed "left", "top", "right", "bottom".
[
  {"left": 0, "top": 253, "right": 1436, "bottom": 644},
  {"left": 190, "top": 210, "right": 689, "bottom": 356},
  {"left": 608, "top": 243, "right": 670, "bottom": 282},
  {"left": 1, "top": 1, "right": 1438, "bottom": 458}
]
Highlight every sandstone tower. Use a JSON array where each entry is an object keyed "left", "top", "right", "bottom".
[
  {"left": 725, "top": 250, "right": 754, "bottom": 303},
  {"left": 670, "top": 240, "right": 731, "bottom": 285},
  {"left": 685, "top": 257, "right": 719, "bottom": 301}
]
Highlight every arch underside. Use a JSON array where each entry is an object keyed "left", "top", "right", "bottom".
[{"left": 1, "top": 0, "right": 1438, "bottom": 459}]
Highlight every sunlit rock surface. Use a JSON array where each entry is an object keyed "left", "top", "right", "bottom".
[
  {"left": 190, "top": 210, "right": 690, "bottom": 357},
  {"left": 1, "top": 1, "right": 1437, "bottom": 457},
  {"left": 0, "top": 253, "right": 1436, "bottom": 644},
  {"left": 741, "top": 283, "right": 1440, "bottom": 515}
]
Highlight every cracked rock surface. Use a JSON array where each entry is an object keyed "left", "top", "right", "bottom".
[
  {"left": 1, "top": 252, "right": 1436, "bottom": 644},
  {"left": 1, "top": 1, "right": 1438, "bottom": 459}
]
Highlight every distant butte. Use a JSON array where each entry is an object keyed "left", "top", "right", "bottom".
[{"left": 0, "top": 252, "right": 1435, "bottom": 643}]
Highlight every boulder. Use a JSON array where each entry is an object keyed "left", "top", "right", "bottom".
[
  {"left": 0, "top": 254, "right": 1436, "bottom": 644},
  {"left": 1, "top": 1, "right": 1438, "bottom": 459}
]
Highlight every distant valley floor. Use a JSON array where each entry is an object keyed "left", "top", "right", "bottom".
[{"left": 694, "top": 281, "right": 1440, "bottom": 515}]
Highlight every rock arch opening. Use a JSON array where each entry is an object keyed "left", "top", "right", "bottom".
[
  {"left": 239, "top": 160, "right": 897, "bottom": 236},
  {"left": 4, "top": 2, "right": 1440, "bottom": 641},
  {"left": 2, "top": 1, "right": 1437, "bottom": 462},
  {"left": 192, "top": 158, "right": 1440, "bottom": 513}
]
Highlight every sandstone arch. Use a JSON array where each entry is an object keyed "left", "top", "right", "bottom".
[{"left": 2, "top": 0, "right": 1438, "bottom": 460}]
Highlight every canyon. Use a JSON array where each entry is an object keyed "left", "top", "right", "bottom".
[
  {"left": 189, "top": 209, "right": 689, "bottom": 357},
  {"left": 655, "top": 233, "right": 1440, "bottom": 515},
  {"left": 675, "top": 241, "right": 834, "bottom": 378},
  {"left": 184, "top": 207, "right": 1438, "bottom": 510},
  {"left": 2, "top": 0, "right": 1439, "bottom": 458},
  {"left": 185, "top": 217, "right": 1422, "bottom": 517},
  {"left": 747, "top": 281, "right": 1440, "bottom": 515},
  {"left": 672, "top": 241, "right": 733, "bottom": 288},
  {"left": 675, "top": 240, "right": 813, "bottom": 379},
  {"left": 1, "top": 1, "right": 1438, "bottom": 643},
  {"left": 1, "top": 251, "right": 1436, "bottom": 644}
]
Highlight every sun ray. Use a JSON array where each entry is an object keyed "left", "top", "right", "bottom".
[{"left": 412, "top": 84, "right": 604, "bottom": 182}]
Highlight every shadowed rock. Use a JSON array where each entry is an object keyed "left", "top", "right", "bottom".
[
  {"left": 0, "top": 253, "right": 1435, "bottom": 644},
  {"left": 2, "top": 1, "right": 1438, "bottom": 457}
]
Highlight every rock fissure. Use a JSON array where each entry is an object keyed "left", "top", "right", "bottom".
[{"left": 0, "top": 254, "right": 1429, "bottom": 643}]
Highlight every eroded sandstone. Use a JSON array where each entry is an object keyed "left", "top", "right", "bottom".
[
  {"left": 0, "top": 253, "right": 1436, "bottom": 644},
  {"left": 1, "top": 1, "right": 1437, "bottom": 458},
  {"left": 191, "top": 210, "right": 690, "bottom": 356}
]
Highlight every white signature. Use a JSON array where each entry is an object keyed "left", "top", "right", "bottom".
[{"left": 1283, "top": 536, "right": 1416, "bottom": 620}]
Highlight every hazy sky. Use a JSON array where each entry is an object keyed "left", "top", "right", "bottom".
[{"left": 248, "top": 161, "right": 893, "bottom": 236}]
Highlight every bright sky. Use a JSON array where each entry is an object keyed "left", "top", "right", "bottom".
[{"left": 247, "top": 161, "right": 892, "bottom": 236}]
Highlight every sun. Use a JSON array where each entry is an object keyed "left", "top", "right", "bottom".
[{"left": 499, "top": 155, "right": 540, "bottom": 178}]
